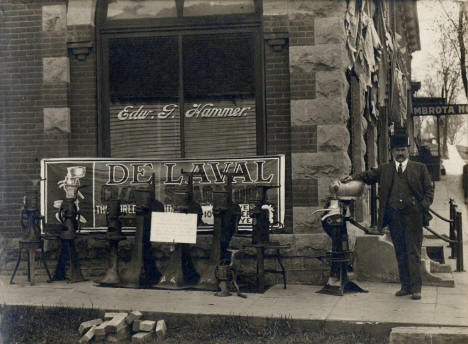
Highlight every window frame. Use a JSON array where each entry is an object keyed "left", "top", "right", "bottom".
[{"left": 96, "top": 0, "right": 266, "bottom": 158}]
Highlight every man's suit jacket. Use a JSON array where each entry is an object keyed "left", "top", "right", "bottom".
[{"left": 354, "top": 160, "right": 434, "bottom": 230}]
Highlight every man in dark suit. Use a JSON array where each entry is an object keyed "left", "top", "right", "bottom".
[{"left": 343, "top": 133, "right": 434, "bottom": 300}]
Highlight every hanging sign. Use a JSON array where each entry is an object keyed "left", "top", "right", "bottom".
[
  {"left": 412, "top": 104, "right": 468, "bottom": 116},
  {"left": 150, "top": 212, "right": 198, "bottom": 244},
  {"left": 40, "top": 155, "right": 285, "bottom": 232}
]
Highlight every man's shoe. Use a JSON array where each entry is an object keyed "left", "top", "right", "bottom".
[
  {"left": 395, "top": 289, "right": 411, "bottom": 296},
  {"left": 411, "top": 292, "right": 421, "bottom": 300}
]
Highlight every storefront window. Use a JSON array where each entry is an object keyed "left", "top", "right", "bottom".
[{"left": 106, "top": 33, "right": 258, "bottom": 159}]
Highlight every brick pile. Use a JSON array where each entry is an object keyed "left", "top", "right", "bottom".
[{"left": 78, "top": 311, "right": 167, "bottom": 343}]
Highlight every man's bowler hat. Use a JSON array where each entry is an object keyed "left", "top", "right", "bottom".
[{"left": 390, "top": 133, "right": 409, "bottom": 148}]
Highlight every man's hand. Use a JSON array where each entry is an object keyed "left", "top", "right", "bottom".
[{"left": 340, "top": 175, "right": 353, "bottom": 184}]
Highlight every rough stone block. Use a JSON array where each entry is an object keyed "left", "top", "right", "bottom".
[
  {"left": 290, "top": 44, "right": 348, "bottom": 73},
  {"left": 125, "top": 310, "right": 143, "bottom": 325},
  {"left": 288, "top": 0, "right": 347, "bottom": 17},
  {"left": 291, "top": 152, "right": 351, "bottom": 180},
  {"left": 354, "top": 234, "right": 456, "bottom": 287},
  {"left": 132, "top": 331, "right": 154, "bottom": 343},
  {"left": 263, "top": 0, "right": 287, "bottom": 15},
  {"left": 317, "top": 125, "right": 349, "bottom": 153},
  {"left": 292, "top": 207, "right": 323, "bottom": 233},
  {"left": 294, "top": 233, "right": 330, "bottom": 256},
  {"left": 292, "top": 206, "right": 321, "bottom": 233},
  {"left": 390, "top": 326, "right": 468, "bottom": 344},
  {"left": 43, "top": 57, "right": 70, "bottom": 83},
  {"left": 43, "top": 108, "right": 71, "bottom": 134},
  {"left": 354, "top": 234, "right": 399, "bottom": 283},
  {"left": 316, "top": 70, "right": 349, "bottom": 99},
  {"left": 42, "top": 4, "right": 67, "bottom": 31},
  {"left": 79, "top": 325, "right": 96, "bottom": 343},
  {"left": 420, "top": 259, "right": 455, "bottom": 288},
  {"left": 290, "top": 98, "right": 349, "bottom": 126},
  {"left": 315, "top": 16, "right": 346, "bottom": 44},
  {"left": 67, "top": 0, "right": 96, "bottom": 26},
  {"left": 79, "top": 318, "right": 103, "bottom": 336},
  {"left": 139, "top": 320, "right": 156, "bottom": 332}
]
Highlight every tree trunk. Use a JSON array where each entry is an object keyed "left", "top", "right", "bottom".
[
  {"left": 442, "top": 115, "right": 449, "bottom": 159},
  {"left": 458, "top": 3, "right": 468, "bottom": 99}
]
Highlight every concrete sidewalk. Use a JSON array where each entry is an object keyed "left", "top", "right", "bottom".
[{"left": 1, "top": 272, "right": 468, "bottom": 328}]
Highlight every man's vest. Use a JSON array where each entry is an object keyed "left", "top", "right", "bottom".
[{"left": 388, "top": 168, "right": 413, "bottom": 210}]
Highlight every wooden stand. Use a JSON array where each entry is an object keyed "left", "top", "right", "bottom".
[{"left": 242, "top": 242, "right": 289, "bottom": 293}]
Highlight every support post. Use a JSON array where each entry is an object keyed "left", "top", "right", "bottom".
[
  {"left": 456, "top": 211, "right": 464, "bottom": 272},
  {"left": 449, "top": 199, "right": 456, "bottom": 259}
]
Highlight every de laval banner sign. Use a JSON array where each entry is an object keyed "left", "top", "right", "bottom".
[{"left": 41, "top": 156, "right": 285, "bottom": 232}]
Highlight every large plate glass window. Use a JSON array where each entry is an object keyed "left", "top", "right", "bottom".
[
  {"left": 108, "top": 36, "right": 181, "bottom": 158},
  {"left": 183, "top": 34, "right": 257, "bottom": 158},
  {"left": 105, "top": 32, "right": 258, "bottom": 158}
]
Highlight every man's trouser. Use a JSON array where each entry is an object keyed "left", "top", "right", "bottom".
[{"left": 388, "top": 206, "right": 423, "bottom": 293}]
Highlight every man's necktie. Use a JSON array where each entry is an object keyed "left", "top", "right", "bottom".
[{"left": 397, "top": 163, "right": 403, "bottom": 175}]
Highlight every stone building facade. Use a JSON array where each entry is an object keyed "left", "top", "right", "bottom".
[{"left": 1, "top": 0, "right": 420, "bottom": 284}]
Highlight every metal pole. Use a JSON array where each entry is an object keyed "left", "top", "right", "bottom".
[
  {"left": 456, "top": 211, "right": 464, "bottom": 272},
  {"left": 449, "top": 199, "right": 455, "bottom": 259},
  {"left": 437, "top": 115, "right": 441, "bottom": 158},
  {"left": 370, "top": 184, "right": 377, "bottom": 227}
]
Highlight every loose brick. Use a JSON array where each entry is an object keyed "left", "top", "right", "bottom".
[
  {"left": 132, "top": 320, "right": 142, "bottom": 332},
  {"left": 116, "top": 326, "right": 131, "bottom": 340},
  {"left": 78, "top": 318, "right": 103, "bottom": 336},
  {"left": 132, "top": 332, "right": 154, "bottom": 344},
  {"left": 139, "top": 320, "right": 156, "bottom": 332},
  {"left": 125, "top": 310, "right": 143, "bottom": 325},
  {"left": 79, "top": 325, "right": 96, "bottom": 343},
  {"left": 94, "top": 321, "right": 111, "bottom": 336},
  {"left": 105, "top": 334, "right": 119, "bottom": 343},
  {"left": 107, "top": 314, "right": 128, "bottom": 333},
  {"left": 104, "top": 312, "right": 127, "bottom": 320},
  {"left": 155, "top": 320, "right": 167, "bottom": 340}
]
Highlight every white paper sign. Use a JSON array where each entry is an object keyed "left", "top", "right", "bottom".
[{"left": 150, "top": 212, "right": 198, "bottom": 244}]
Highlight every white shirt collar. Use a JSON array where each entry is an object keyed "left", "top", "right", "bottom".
[{"left": 395, "top": 158, "right": 409, "bottom": 172}]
